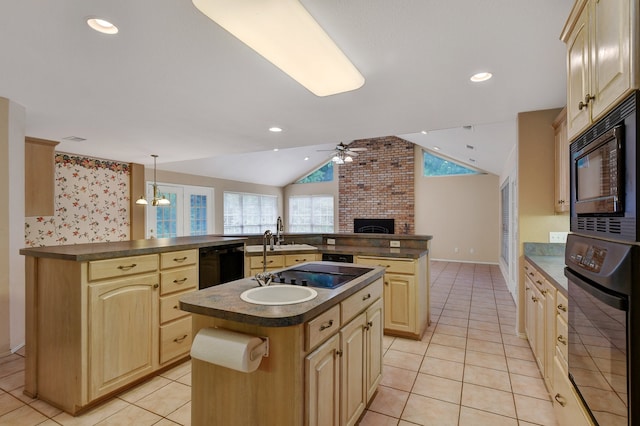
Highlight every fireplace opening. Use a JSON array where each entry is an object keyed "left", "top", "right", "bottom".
[{"left": 354, "top": 218, "right": 394, "bottom": 234}]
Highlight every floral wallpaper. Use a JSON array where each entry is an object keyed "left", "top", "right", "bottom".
[{"left": 25, "top": 153, "right": 131, "bottom": 247}]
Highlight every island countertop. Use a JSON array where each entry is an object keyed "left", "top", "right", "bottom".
[
  {"left": 19, "top": 235, "right": 246, "bottom": 261},
  {"left": 179, "top": 262, "right": 386, "bottom": 327}
]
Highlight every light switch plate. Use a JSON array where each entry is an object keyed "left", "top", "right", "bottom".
[
  {"left": 549, "top": 232, "right": 568, "bottom": 243},
  {"left": 390, "top": 240, "right": 400, "bottom": 248}
]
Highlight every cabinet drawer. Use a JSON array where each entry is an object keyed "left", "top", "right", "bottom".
[
  {"left": 160, "top": 267, "right": 198, "bottom": 295},
  {"left": 306, "top": 305, "right": 341, "bottom": 351},
  {"left": 89, "top": 254, "right": 158, "bottom": 281},
  {"left": 356, "top": 256, "right": 414, "bottom": 275},
  {"left": 556, "top": 314, "right": 569, "bottom": 363},
  {"left": 284, "top": 253, "right": 317, "bottom": 266},
  {"left": 160, "top": 316, "right": 192, "bottom": 364},
  {"left": 249, "top": 255, "right": 284, "bottom": 269},
  {"left": 556, "top": 291, "right": 568, "bottom": 323},
  {"left": 341, "top": 279, "right": 383, "bottom": 326},
  {"left": 160, "top": 291, "right": 194, "bottom": 324},
  {"left": 160, "top": 249, "right": 197, "bottom": 269}
]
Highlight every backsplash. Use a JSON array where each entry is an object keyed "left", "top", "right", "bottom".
[{"left": 25, "top": 153, "right": 130, "bottom": 247}]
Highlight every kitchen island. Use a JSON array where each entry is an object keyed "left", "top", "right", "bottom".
[
  {"left": 179, "top": 262, "right": 386, "bottom": 426},
  {"left": 19, "top": 235, "right": 246, "bottom": 415}
]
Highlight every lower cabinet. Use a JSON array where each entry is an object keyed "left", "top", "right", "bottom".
[
  {"left": 553, "top": 355, "right": 593, "bottom": 426},
  {"left": 306, "top": 298, "right": 383, "bottom": 426},
  {"left": 88, "top": 274, "right": 159, "bottom": 400}
]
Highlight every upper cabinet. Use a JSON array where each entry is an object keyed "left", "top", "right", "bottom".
[
  {"left": 561, "top": 0, "right": 638, "bottom": 141},
  {"left": 553, "top": 108, "right": 569, "bottom": 213},
  {"left": 25, "top": 137, "right": 58, "bottom": 217}
]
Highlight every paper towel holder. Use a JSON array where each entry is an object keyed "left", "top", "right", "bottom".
[{"left": 251, "top": 336, "right": 270, "bottom": 361}]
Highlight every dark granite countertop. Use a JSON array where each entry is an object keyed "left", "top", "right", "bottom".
[
  {"left": 243, "top": 244, "right": 428, "bottom": 259},
  {"left": 19, "top": 235, "right": 246, "bottom": 261},
  {"left": 179, "top": 262, "right": 386, "bottom": 327},
  {"left": 524, "top": 243, "right": 567, "bottom": 293}
]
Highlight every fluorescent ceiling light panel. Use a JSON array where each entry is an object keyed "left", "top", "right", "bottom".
[{"left": 192, "top": 0, "right": 365, "bottom": 96}]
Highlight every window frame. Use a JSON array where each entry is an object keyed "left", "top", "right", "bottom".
[
  {"left": 288, "top": 195, "right": 335, "bottom": 233},
  {"left": 223, "top": 191, "right": 279, "bottom": 235},
  {"left": 145, "top": 183, "right": 213, "bottom": 238}
]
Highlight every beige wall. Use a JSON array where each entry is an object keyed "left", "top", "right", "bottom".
[
  {"left": 516, "top": 108, "right": 569, "bottom": 334},
  {"left": 0, "top": 97, "right": 26, "bottom": 355},
  {"left": 151, "top": 169, "right": 284, "bottom": 234},
  {"left": 415, "top": 146, "right": 500, "bottom": 263}
]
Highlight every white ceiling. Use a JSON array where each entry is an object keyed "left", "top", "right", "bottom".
[{"left": 0, "top": 0, "right": 573, "bottom": 185}]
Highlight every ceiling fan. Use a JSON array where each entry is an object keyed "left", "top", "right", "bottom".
[{"left": 319, "top": 142, "right": 367, "bottom": 164}]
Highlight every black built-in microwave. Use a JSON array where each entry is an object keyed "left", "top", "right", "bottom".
[{"left": 570, "top": 90, "right": 639, "bottom": 242}]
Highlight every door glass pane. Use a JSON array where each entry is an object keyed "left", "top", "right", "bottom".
[
  {"left": 156, "top": 192, "right": 178, "bottom": 238},
  {"left": 190, "top": 194, "right": 208, "bottom": 236}
]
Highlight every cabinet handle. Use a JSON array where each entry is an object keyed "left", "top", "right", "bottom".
[
  {"left": 524, "top": 265, "right": 529, "bottom": 270},
  {"left": 525, "top": 286, "right": 530, "bottom": 291},
  {"left": 295, "top": 258, "right": 307, "bottom": 262},
  {"left": 336, "top": 350, "right": 343, "bottom": 357},
  {"left": 319, "top": 320, "right": 334, "bottom": 331},
  {"left": 557, "top": 304, "right": 567, "bottom": 312},
  {"left": 578, "top": 94, "right": 595, "bottom": 110},
  {"left": 117, "top": 263, "right": 137, "bottom": 270},
  {"left": 362, "top": 294, "right": 371, "bottom": 301},
  {"left": 173, "top": 278, "right": 188, "bottom": 284},
  {"left": 528, "top": 272, "right": 534, "bottom": 277},
  {"left": 557, "top": 335, "right": 567, "bottom": 345},
  {"left": 367, "top": 321, "right": 373, "bottom": 328},
  {"left": 384, "top": 281, "right": 389, "bottom": 286},
  {"left": 173, "top": 256, "right": 188, "bottom": 262},
  {"left": 541, "top": 289, "right": 547, "bottom": 295},
  {"left": 262, "top": 260, "right": 274, "bottom": 265},
  {"left": 378, "top": 264, "right": 391, "bottom": 268},
  {"left": 536, "top": 280, "right": 543, "bottom": 285},
  {"left": 532, "top": 296, "right": 539, "bottom": 303},
  {"left": 558, "top": 200, "right": 565, "bottom": 205},
  {"left": 363, "top": 324, "right": 370, "bottom": 331},
  {"left": 173, "top": 305, "right": 179, "bottom": 310},
  {"left": 153, "top": 283, "right": 159, "bottom": 289},
  {"left": 174, "top": 334, "right": 188, "bottom": 344},
  {"left": 554, "top": 393, "right": 567, "bottom": 407}
]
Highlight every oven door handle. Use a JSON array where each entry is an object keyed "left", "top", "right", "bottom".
[{"left": 564, "top": 268, "right": 628, "bottom": 311}]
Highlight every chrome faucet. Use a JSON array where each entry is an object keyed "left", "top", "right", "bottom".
[
  {"left": 255, "top": 229, "right": 275, "bottom": 286},
  {"left": 276, "top": 216, "right": 284, "bottom": 246}
]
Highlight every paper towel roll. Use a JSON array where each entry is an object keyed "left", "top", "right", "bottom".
[{"left": 190, "top": 328, "right": 266, "bottom": 373}]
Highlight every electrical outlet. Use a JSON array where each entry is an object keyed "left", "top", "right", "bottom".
[
  {"left": 549, "top": 232, "right": 568, "bottom": 243},
  {"left": 390, "top": 240, "right": 400, "bottom": 248},
  {"left": 327, "top": 238, "right": 336, "bottom": 245}
]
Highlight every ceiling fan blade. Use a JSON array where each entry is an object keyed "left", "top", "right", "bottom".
[{"left": 345, "top": 151, "right": 359, "bottom": 156}]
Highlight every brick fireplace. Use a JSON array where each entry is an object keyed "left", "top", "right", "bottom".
[{"left": 337, "top": 136, "right": 415, "bottom": 234}]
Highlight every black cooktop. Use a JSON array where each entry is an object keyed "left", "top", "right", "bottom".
[{"left": 273, "top": 264, "right": 372, "bottom": 289}]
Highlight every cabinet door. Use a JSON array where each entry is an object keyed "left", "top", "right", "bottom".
[
  {"left": 590, "top": 0, "right": 631, "bottom": 119},
  {"left": 88, "top": 274, "right": 159, "bottom": 400},
  {"left": 305, "top": 334, "right": 340, "bottom": 426},
  {"left": 553, "top": 356, "right": 592, "bottom": 426},
  {"left": 524, "top": 276, "right": 537, "bottom": 358},
  {"left": 384, "top": 273, "right": 416, "bottom": 334},
  {"left": 341, "top": 312, "right": 366, "bottom": 426},
  {"left": 365, "top": 299, "right": 383, "bottom": 402},
  {"left": 566, "top": 3, "right": 591, "bottom": 140},
  {"left": 543, "top": 283, "right": 556, "bottom": 388},
  {"left": 533, "top": 284, "right": 546, "bottom": 375}
]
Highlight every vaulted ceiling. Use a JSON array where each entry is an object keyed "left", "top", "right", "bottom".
[{"left": 0, "top": 0, "right": 573, "bottom": 185}]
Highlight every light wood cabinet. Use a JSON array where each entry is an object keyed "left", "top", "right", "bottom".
[
  {"left": 26, "top": 250, "right": 194, "bottom": 415},
  {"left": 553, "top": 108, "right": 569, "bottom": 213},
  {"left": 340, "top": 311, "right": 367, "bottom": 426},
  {"left": 524, "top": 260, "right": 594, "bottom": 425},
  {"left": 88, "top": 274, "right": 159, "bottom": 400},
  {"left": 355, "top": 255, "right": 428, "bottom": 339},
  {"left": 25, "top": 137, "right": 58, "bottom": 217},
  {"left": 246, "top": 252, "right": 320, "bottom": 277},
  {"left": 305, "top": 334, "right": 341, "bottom": 426},
  {"left": 562, "top": 0, "right": 638, "bottom": 140}
]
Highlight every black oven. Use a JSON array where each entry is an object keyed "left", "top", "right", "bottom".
[
  {"left": 570, "top": 90, "right": 639, "bottom": 242},
  {"left": 564, "top": 233, "right": 639, "bottom": 425}
]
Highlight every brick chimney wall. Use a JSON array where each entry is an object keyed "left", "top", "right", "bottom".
[{"left": 338, "top": 136, "right": 415, "bottom": 234}]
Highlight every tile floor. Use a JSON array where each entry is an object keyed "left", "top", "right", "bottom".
[{"left": 0, "top": 261, "right": 557, "bottom": 425}]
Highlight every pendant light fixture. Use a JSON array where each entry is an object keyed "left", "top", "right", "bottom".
[
  {"left": 135, "top": 155, "right": 170, "bottom": 206},
  {"left": 191, "top": 0, "right": 365, "bottom": 97}
]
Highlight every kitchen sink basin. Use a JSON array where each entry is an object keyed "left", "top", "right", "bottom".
[
  {"left": 240, "top": 285, "right": 318, "bottom": 305},
  {"left": 244, "top": 244, "right": 318, "bottom": 253}
]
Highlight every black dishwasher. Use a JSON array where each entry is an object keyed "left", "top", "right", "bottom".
[
  {"left": 321, "top": 253, "right": 354, "bottom": 263},
  {"left": 199, "top": 244, "right": 244, "bottom": 289}
]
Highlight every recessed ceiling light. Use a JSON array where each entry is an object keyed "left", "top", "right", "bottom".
[
  {"left": 420, "top": 130, "right": 428, "bottom": 135},
  {"left": 304, "top": 157, "right": 309, "bottom": 161},
  {"left": 273, "top": 148, "right": 279, "bottom": 152},
  {"left": 470, "top": 72, "right": 492, "bottom": 82},
  {"left": 62, "top": 136, "right": 87, "bottom": 142},
  {"left": 433, "top": 146, "right": 441, "bottom": 151},
  {"left": 87, "top": 18, "right": 118, "bottom": 35},
  {"left": 466, "top": 144, "right": 475, "bottom": 150},
  {"left": 269, "top": 127, "right": 282, "bottom": 132}
]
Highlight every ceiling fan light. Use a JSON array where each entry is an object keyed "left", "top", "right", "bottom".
[
  {"left": 344, "top": 155, "right": 353, "bottom": 162},
  {"left": 191, "top": 0, "right": 364, "bottom": 96}
]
